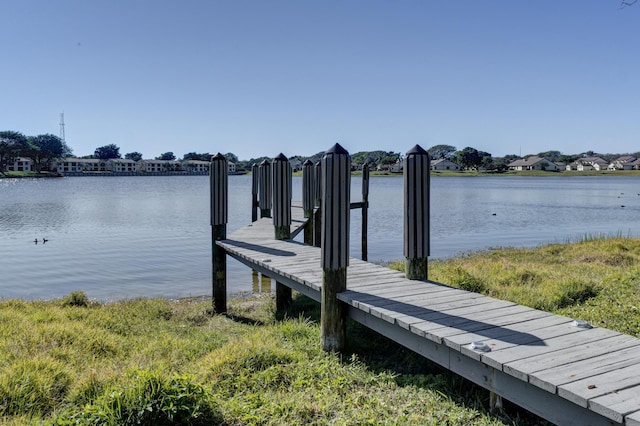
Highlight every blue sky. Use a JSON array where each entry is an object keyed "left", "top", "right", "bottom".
[{"left": 2, "top": 1, "right": 639, "bottom": 161}]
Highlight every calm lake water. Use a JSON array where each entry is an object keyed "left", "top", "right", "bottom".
[{"left": 1, "top": 175, "right": 639, "bottom": 301}]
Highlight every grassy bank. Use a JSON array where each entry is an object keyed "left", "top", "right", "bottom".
[{"left": 3, "top": 236, "right": 639, "bottom": 424}]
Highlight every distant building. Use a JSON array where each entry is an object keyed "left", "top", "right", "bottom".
[
  {"left": 608, "top": 156, "right": 637, "bottom": 171},
  {"left": 5, "top": 157, "right": 33, "bottom": 172},
  {"left": 430, "top": 159, "right": 460, "bottom": 171},
  {"left": 507, "top": 156, "right": 559, "bottom": 171}
]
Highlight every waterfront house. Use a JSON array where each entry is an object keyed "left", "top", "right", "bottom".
[
  {"left": 607, "top": 156, "right": 637, "bottom": 171},
  {"left": 5, "top": 157, "right": 33, "bottom": 172},
  {"left": 430, "top": 159, "right": 460, "bottom": 171},
  {"left": 107, "top": 158, "right": 137, "bottom": 173},
  {"left": 183, "top": 160, "right": 210, "bottom": 173},
  {"left": 507, "top": 156, "right": 559, "bottom": 171},
  {"left": 54, "top": 158, "right": 107, "bottom": 173},
  {"left": 138, "top": 159, "right": 183, "bottom": 173},
  {"left": 566, "top": 156, "right": 608, "bottom": 171}
]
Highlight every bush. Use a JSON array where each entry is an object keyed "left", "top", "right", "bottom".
[
  {"left": 61, "top": 291, "right": 89, "bottom": 307},
  {"left": 53, "top": 370, "right": 222, "bottom": 425}
]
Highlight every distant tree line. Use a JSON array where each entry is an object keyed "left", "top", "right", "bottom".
[{"left": 3, "top": 130, "right": 639, "bottom": 174}]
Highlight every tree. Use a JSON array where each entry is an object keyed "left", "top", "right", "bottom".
[
  {"left": 125, "top": 152, "right": 143, "bottom": 161},
  {"left": 156, "top": 152, "right": 176, "bottom": 161},
  {"left": 27, "top": 134, "right": 69, "bottom": 172},
  {"left": 182, "top": 152, "right": 212, "bottom": 161},
  {"left": 94, "top": 144, "right": 121, "bottom": 159},
  {"left": 456, "top": 147, "right": 484, "bottom": 170},
  {"left": 0, "top": 131, "right": 29, "bottom": 174},
  {"left": 224, "top": 152, "right": 238, "bottom": 163},
  {"left": 427, "top": 144, "right": 457, "bottom": 160}
]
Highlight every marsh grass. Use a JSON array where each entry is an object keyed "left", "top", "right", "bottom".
[{"left": 6, "top": 237, "right": 637, "bottom": 424}]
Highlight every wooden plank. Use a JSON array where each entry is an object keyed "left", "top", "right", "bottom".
[
  {"left": 526, "top": 334, "right": 640, "bottom": 393},
  {"left": 394, "top": 303, "right": 531, "bottom": 334},
  {"left": 589, "top": 384, "right": 640, "bottom": 424},
  {"left": 536, "top": 343, "right": 640, "bottom": 394},
  {"left": 483, "top": 327, "right": 617, "bottom": 377},
  {"left": 627, "top": 410, "right": 640, "bottom": 426},
  {"left": 467, "top": 318, "right": 578, "bottom": 367},
  {"left": 503, "top": 331, "right": 621, "bottom": 381},
  {"left": 558, "top": 362, "right": 640, "bottom": 409}
]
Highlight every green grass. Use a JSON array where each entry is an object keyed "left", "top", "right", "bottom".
[{"left": 6, "top": 236, "right": 640, "bottom": 424}]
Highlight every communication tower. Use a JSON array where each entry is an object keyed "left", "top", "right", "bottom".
[{"left": 59, "top": 112, "right": 66, "bottom": 142}]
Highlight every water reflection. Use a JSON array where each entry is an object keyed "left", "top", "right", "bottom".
[{"left": 252, "top": 271, "right": 272, "bottom": 293}]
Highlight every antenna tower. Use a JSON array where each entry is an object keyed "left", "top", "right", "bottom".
[{"left": 59, "top": 112, "right": 66, "bottom": 142}]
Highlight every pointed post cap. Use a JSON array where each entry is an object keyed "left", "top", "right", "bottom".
[
  {"left": 406, "top": 145, "right": 428, "bottom": 156},
  {"left": 274, "top": 153, "right": 288, "bottom": 161},
  {"left": 303, "top": 159, "right": 313, "bottom": 166},
  {"left": 211, "top": 153, "right": 226, "bottom": 161},
  {"left": 260, "top": 159, "right": 270, "bottom": 165},
  {"left": 325, "top": 143, "right": 349, "bottom": 156}
]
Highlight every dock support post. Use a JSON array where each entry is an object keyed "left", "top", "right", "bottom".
[
  {"left": 273, "top": 153, "right": 292, "bottom": 310},
  {"left": 302, "top": 159, "right": 315, "bottom": 245},
  {"left": 361, "top": 163, "right": 369, "bottom": 261},
  {"left": 321, "top": 143, "right": 350, "bottom": 352},
  {"left": 403, "top": 145, "right": 430, "bottom": 280},
  {"left": 210, "top": 153, "right": 228, "bottom": 313},
  {"left": 259, "top": 159, "right": 272, "bottom": 218},
  {"left": 314, "top": 161, "right": 322, "bottom": 248},
  {"left": 251, "top": 163, "right": 259, "bottom": 223}
]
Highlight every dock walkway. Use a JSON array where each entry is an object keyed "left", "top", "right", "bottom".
[{"left": 218, "top": 205, "right": 640, "bottom": 426}]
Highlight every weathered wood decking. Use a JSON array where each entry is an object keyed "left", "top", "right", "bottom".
[{"left": 218, "top": 205, "right": 640, "bottom": 426}]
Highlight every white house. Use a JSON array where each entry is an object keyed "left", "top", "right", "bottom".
[
  {"left": 183, "top": 160, "right": 210, "bottom": 173},
  {"left": 107, "top": 158, "right": 137, "bottom": 173},
  {"left": 507, "top": 156, "right": 559, "bottom": 171},
  {"left": 54, "top": 158, "right": 107, "bottom": 173},
  {"left": 608, "top": 156, "right": 636, "bottom": 171},
  {"left": 5, "top": 157, "right": 33, "bottom": 172},
  {"left": 430, "top": 159, "right": 460, "bottom": 171}
]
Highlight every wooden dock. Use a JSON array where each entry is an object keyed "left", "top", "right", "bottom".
[
  {"left": 210, "top": 146, "right": 640, "bottom": 425},
  {"left": 218, "top": 206, "right": 640, "bottom": 426}
]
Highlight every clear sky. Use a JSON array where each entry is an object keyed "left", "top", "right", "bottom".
[{"left": 2, "top": 1, "right": 639, "bottom": 161}]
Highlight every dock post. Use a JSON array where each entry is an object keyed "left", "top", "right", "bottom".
[
  {"left": 273, "top": 153, "right": 292, "bottom": 310},
  {"left": 361, "top": 163, "right": 369, "bottom": 261},
  {"left": 302, "top": 159, "right": 314, "bottom": 245},
  {"left": 210, "top": 153, "right": 228, "bottom": 313},
  {"left": 251, "top": 163, "right": 259, "bottom": 223},
  {"left": 259, "top": 159, "right": 272, "bottom": 218},
  {"left": 321, "top": 143, "right": 350, "bottom": 352},
  {"left": 314, "top": 161, "right": 322, "bottom": 248},
  {"left": 403, "top": 145, "right": 430, "bottom": 280}
]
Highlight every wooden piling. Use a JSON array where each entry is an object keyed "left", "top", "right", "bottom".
[
  {"left": 251, "top": 163, "right": 259, "bottom": 223},
  {"left": 320, "top": 143, "right": 350, "bottom": 352},
  {"left": 273, "top": 153, "right": 292, "bottom": 310},
  {"left": 259, "top": 159, "right": 272, "bottom": 218},
  {"left": 302, "top": 159, "right": 315, "bottom": 245},
  {"left": 361, "top": 163, "right": 369, "bottom": 261},
  {"left": 314, "top": 161, "right": 322, "bottom": 248},
  {"left": 403, "top": 145, "right": 430, "bottom": 280},
  {"left": 210, "top": 153, "right": 228, "bottom": 313}
]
